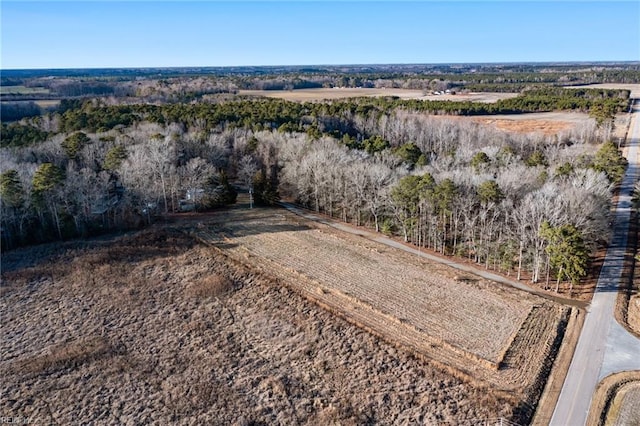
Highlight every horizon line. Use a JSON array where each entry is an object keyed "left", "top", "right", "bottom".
[{"left": 3, "top": 60, "right": 640, "bottom": 72}]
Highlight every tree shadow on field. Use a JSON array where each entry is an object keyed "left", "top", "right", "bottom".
[
  {"left": 197, "top": 207, "right": 314, "bottom": 240},
  {"left": 0, "top": 228, "right": 196, "bottom": 284},
  {"left": 223, "top": 222, "right": 312, "bottom": 238},
  {"left": 511, "top": 401, "right": 534, "bottom": 426}
]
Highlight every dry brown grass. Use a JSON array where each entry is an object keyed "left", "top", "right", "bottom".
[
  {"left": 587, "top": 371, "right": 640, "bottom": 426},
  {"left": 629, "top": 294, "right": 640, "bottom": 335},
  {"left": 186, "top": 274, "right": 234, "bottom": 298},
  {"left": 605, "top": 382, "right": 640, "bottom": 426},
  {"left": 199, "top": 209, "right": 533, "bottom": 364},
  {"left": 0, "top": 226, "right": 518, "bottom": 424},
  {"left": 475, "top": 118, "right": 574, "bottom": 135},
  {"left": 34, "top": 99, "right": 61, "bottom": 109},
  {"left": 13, "top": 336, "right": 115, "bottom": 376},
  {"left": 194, "top": 207, "right": 569, "bottom": 415},
  {"left": 238, "top": 88, "right": 518, "bottom": 103},
  {"left": 428, "top": 111, "right": 592, "bottom": 137},
  {"left": 531, "top": 307, "right": 584, "bottom": 425}
]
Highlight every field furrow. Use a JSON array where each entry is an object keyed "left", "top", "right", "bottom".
[{"left": 195, "top": 207, "right": 566, "bottom": 395}]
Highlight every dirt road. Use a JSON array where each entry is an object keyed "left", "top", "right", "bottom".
[{"left": 550, "top": 99, "right": 640, "bottom": 425}]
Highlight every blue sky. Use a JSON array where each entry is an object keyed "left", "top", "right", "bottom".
[{"left": 1, "top": 1, "right": 639, "bottom": 69}]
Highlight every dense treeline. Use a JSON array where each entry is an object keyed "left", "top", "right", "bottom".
[
  {"left": 1, "top": 122, "right": 50, "bottom": 148},
  {"left": 0, "top": 102, "right": 43, "bottom": 122},
  {"left": 2, "top": 87, "right": 627, "bottom": 147},
  {"left": 1, "top": 69, "right": 633, "bottom": 291},
  {"left": 278, "top": 130, "right": 623, "bottom": 290},
  {"left": 0, "top": 124, "right": 242, "bottom": 247},
  {"left": 1, "top": 95, "right": 626, "bottom": 292}
]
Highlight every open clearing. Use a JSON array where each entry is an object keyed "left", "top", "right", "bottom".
[
  {"left": 239, "top": 88, "right": 518, "bottom": 103},
  {"left": 441, "top": 109, "right": 631, "bottom": 139},
  {"left": 34, "top": 99, "right": 61, "bottom": 108},
  {"left": 194, "top": 207, "right": 569, "bottom": 406},
  {"left": 0, "top": 85, "right": 50, "bottom": 95},
  {"left": 471, "top": 111, "right": 592, "bottom": 135},
  {"left": 0, "top": 228, "right": 519, "bottom": 424}
]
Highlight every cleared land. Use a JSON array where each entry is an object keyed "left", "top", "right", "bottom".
[
  {"left": 469, "top": 111, "right": 592, "bottom": 135},
  {"left": 239, "top": 88, "right": 518, "bottom": 103},
  {"left": 442, "top": 110, "right": 629, "bottom": 138},
  {"left": 34, "top": 99, "right": 61, "bottom": 108},
  {"left": 0, "top": 85, "right": 50, "bottom": 95},
  {"left": 0, "top": 228, "right": 518, "bottom": 424},
  {"left": 194, "top": 207, "right": 569, "bottom": 405}
]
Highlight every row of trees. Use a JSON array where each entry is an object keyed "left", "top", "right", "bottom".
[
  {"left": 0, "top": 125, "right": 245, "bottom": 246},
  {"left": 1, "top": 90, "right": 629, "bottom": 290},
  {"left": 278, "top": 134, "right": 621, "bottom": 288},
  {"left": 3, "top": 87, "right": 626, "bottom": 147}
]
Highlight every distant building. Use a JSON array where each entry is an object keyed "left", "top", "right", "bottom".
[{"left": 179, "top": 188, "right": 205, "bottom": 212}]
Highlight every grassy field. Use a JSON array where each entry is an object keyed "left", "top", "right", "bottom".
[
  {"left": 239, "top": 87, "right": 518, "bottom": 103},
  {"left": 0, "top": 85, "right": 50, "bottom": 95},
  {"left": 194, "top": 207, "right": 569, "bottom": 404},
  {"left": 34, "top": 99, "right": 61, "bottom": 108},
  {"left": 429, "top": 111, "right": 592, "bottom": 136},
  {"left": 0, "top": 228, "right": 518, "bottom": 424}
]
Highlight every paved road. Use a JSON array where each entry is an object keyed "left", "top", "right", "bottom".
[{"left": 550, "top": 99, "right": 640, "bottom": 426}]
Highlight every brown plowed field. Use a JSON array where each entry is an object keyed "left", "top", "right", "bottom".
[
  {"left": 0, "top": 228, "right": 518, "bottom": 424},
  {"left": 429, "top": 111, "right": 593, "bottom": 136},
  {"left": 194, "top": 207, "right": 568, "bottom": 399}
]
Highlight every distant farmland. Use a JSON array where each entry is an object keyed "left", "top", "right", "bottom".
[{"left": 239, "top": 87, "right": 519, "bottom": 103}]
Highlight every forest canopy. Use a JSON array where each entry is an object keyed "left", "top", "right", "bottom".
[{"left": 1, "top": 64, "right": 636, "bottom": 291}]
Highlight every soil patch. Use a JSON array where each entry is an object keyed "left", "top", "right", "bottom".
[
  {"left": 1, "top": 227, "right": 519, "bottom": 424},
  {"left": 193, "top": 207, "right": 570, "bottom": 419}
]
